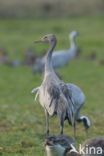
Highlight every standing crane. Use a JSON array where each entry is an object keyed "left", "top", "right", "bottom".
[
  {"left": 32, "top": 34, "right": 90, "bottom": 136},
  {"left": 33, "top": 31, "right": 79, "bottom": 73},
  {"left": 33, "top": 34, "right": 74, "bottom": 135}
]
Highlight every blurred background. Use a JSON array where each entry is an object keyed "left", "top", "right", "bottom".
[
  {"left": 0, "top": 0, "right": 104, "bottom": 18},
  {"left": 0, "top": 0, "right": 104, "bottom": 156}
]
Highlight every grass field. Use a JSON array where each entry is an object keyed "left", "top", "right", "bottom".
[{"left": 0, "top": 16, "right": 104, "bottom": 156}]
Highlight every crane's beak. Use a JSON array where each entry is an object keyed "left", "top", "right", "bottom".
[
  {"left": 34, "top": 38, "right": 45, "bottom": 44},
  {"left": 34, "top": 40, "right": 43, "bottom": 43}
]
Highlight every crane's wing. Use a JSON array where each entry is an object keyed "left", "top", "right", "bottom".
[
  {"left": 31, "top": 86, "right": 40, "bottom": 101},
  {"left": 31, "top": 87, "right": 39, "bottom": 93},
  {"left": 66, "top": 83, "right": 85, "bottom": 109},
  {"left": 66, "top": 83, "right": 86, "bottom": 121},
  {"left": 47, "top": 84, "right": 60, "bottom": 111},
  {"left": 59, "top": 82, "right": 75, "bottom": 126}
]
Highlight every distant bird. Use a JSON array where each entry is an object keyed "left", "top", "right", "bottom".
[
  {"left": 23, "top": 48, "right": 37, "bottom": 66},
  {"left": 32, "top": 34, "right": 90, "bottom": 136},
  {"left": 0, "top": 48, "right": 21, "bottom": 67},
  {"left": 32, "top": 31, "right": 79, "bottom": 73},
  {"left": 99, "top": 59, "right": 104, "bottom": 65},
  {"left": 0, "top": 48, "right": 9, "bottom": 64},
  {"left": 45, "top": 136, "right": 104, "bottom": 156},
  {"left": 86, "top": 51, "right": 97, "bottom": 61}
]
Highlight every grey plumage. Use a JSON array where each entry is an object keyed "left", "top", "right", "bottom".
[
  {"left": 45, "top": 135, "right": 75, "bottom": 148},
  {"left": 45, "top": 136, "right": 104, "bottom": 156},
  {"left": 65, "top": 83, "right": 91, "bottom": 131},
  {"left": 32, "top": 82, "right": 90, "bottom": 136},
  {"left": 81, "top": 136, "right": 104, "bottom": 156},
  {"left": 32, "top": 34, "right": 90, "bottom": 136},
  {"left": 44, "top": 135, "right": 77, "bottom": 156}
]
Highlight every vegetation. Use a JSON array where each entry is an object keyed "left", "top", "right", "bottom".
[
  {"left": 0, "top": 16, "right": 104, "bottom": 155},
  {"left": 0, "top": 0, "right": 104, "bottom": 18}
]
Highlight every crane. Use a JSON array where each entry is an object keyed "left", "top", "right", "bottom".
[
  {"left": 32, "top": 34, "right": 90, "bottom": 136},
  {"left": 44, "top": 135, "right": 76, "bottom": 156},
  {"left": 32, "top": 31, "right": 79, "bottom": 73},
  {"left": 32, "top": 82, "right": 90, "bottom": 136},
  {"left": 45, "top": 136, "right": 104, "bottom": 156},
  {"left": 33, "top": 34, "right": 74, "bottom": 135}
]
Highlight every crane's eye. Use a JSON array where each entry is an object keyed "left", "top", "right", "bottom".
[{"left": 44, "top": 36, "right": 47, "bottom": 39}]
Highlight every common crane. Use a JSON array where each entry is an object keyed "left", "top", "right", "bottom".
[
  {"left": 44, "top": 135, "right": 76, "bottom": 156},
  {"left": 45, "top": 136, "right": 104, "bottom": 156},
  {"left": 33, "top": 34, "right": 75, "bottom": 135},
  {"left": 33, "top": 31, "right": 79, "bottom": 73},
  {"left": 32, "top": 34, "right": 90, "bottom": 136}
]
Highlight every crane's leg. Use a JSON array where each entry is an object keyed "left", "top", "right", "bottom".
[
  {"left": 45, "top": 109, "right": 49, "bottom": 136},
  {"left": 67, "top": 118, "right": 76, "bottom": 138},
  {"left": 59, "top": 114, "right": 64, "bottom": 134},
  {"left": 73, "top": 121, "right": 76, "bottom": 138}
]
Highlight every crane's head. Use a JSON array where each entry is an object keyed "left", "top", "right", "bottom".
[
  {"left": 69, "top": 31, "right": 79, "bottom": 39},
  {"left": 80, "top": 116, "right": 91, "bottom": 130},
  {"left": 34, "top": 34, "right": 57, "bottom": 45},
  {"left": 44, "top": 135, "right": 76, "bottom": 156}
]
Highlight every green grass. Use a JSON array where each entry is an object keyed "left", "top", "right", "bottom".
[{"left": 0, "top": 16, "right": 104, "bottom": 155}]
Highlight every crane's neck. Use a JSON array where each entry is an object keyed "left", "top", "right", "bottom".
[
  {"left": 66, "top": 36, "right": 77, "bottom": 59},
  {"left": 70, "top": 36, "right": 77, "bottom": 49},
  {"left": 44, "top": 41, "right": 56, "bottom": 74}
]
